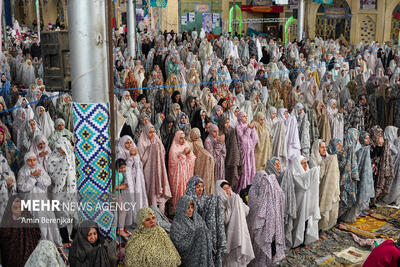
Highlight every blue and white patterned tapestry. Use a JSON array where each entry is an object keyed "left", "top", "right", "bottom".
[{"left": 73, "top": 103, "right": 115, "bottom": 240}]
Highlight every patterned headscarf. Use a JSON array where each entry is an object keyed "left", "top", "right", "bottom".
[
  {"left": 359, "top": 131, "right": 370, "bottom": 145},
  {"left": 265, "top": 157, "right": 280, "bottom": 178},
  {"left": 170, "top": 195, "right": 214, "bottom": 267},
  {"left": 344, "top": 128, "right": 362, "bottom": 153},
  {"left": 370, "top": 125, "right": 384, "bottom": 146},
  {"left": 184, "top": 175, "right": 227, "bottom": 266},
  {"left": 136, "top": 207, "right": 156, "bottom": 230},
  {"left": 247, "top": 171, "right": 286, "bottom": 265},
  {"left": 327, "top": 138, "right": 342, "bottom": 155}
]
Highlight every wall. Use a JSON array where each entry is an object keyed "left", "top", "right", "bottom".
[
  {"left": 304, "top": 0, "right": 400, "bottom": 44},
  {"left": 14, "top": 0, "right": 68, "bottom": 28},
  {"left": 384, "top": 0, "right": 400, "bottom": 42},
  {"left": 161, "top": 0, "right": 179, "bottom": 32}
]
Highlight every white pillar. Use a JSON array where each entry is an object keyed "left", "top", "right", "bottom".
[
  {"left": 127, "top": 0, "right": 136, "bottom": 59},
  {"left": 297, "top": 0, "right": 305, "bottom": 41},
  {"left": 68, "top": 0, "right": 115, "bottom": 240},
  {"left": 68, "top": 0, "right": 109, "bottom": 103},
  {"left": 35, "top": 0, "right": 40, "bottom": 42}
]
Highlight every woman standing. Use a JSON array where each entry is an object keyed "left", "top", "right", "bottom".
[
  {"left": 119, "top": 91, "right": 140, "bottom": 138},
  {"left": 291, "top": 156, "right": 321, "bottom": 248},
  {"left": 327, "top": 99, "right": 344, "bottom": 142},
  {"left": 170, "top": 195, "right": 214, "bottom": 267},
  {"left": 137, "top": 124, "right": 171, "bottom": 212},
  {"left": 370, "top": 125, "right": 394, "bottom": 204},
  {"left": 247, "top": 171, "right": 285, "bottom": 266},
  {"left": 190, "top": 109, "right": 211, "bottom": 142},
  {"left": 57, "top": 94, "right": 73, "bottom": 132},
  {"left": 215, "top": 180, "right": 254, "bottom": 267},
  {"left": 12, "top": 109, "right": 27, "bottom": 148},
  {"left": 218, "top": 116, "right": 241, "bottom": 191},
  {"left": 205, "top": 124, "right": 226, "bottom": 181},
  {"left": 252, "top": 112, "right": 272, "bottom": 171},
  {"left": 235, "top": 112, "right": 258, "bottom": 193},
  {"left": 0, "top": 126, "right": 19, "bottom": 173},
  {"left": 19, "top": 119, "right": 41, "bottom": 157},
  {"left": 309, "top": 140, "right": 340, "bottom": 231},
  {"left": 313, "top": 101, "right": 332, "bottom": 145},
  {"left": 168, "top": 130, "right": 196, "bottom": 211},
  {"left": 17, "top": 152, "right": 62, "bottom": 246},
  {"left": 29, "top": 135, "right": 51, "bottom": 170},
  {"left": 34, "top": 106, "right": 54, "bottom": 139},
  {"left": 338, "top": 128, "right": 360, "bottom": 223},
  {"left": 185, "top": 176, "right": 227, "bottom": 267},
  {"left": 125, "top": 70, "right": 140, "bottom": 101},
  {"left": 117, "top": 135, "right": 148, "bottom": 221},
  {"left": 47, "top": 118, "right": 73, "bottom": 150},
  {"left": 384, "top": 126, "right": 400, "bottom": 205},
  {"left": 46, "top": 137, "right": 78, "bottom": 245},
  {"left": 188, "top": 128, "right": 215, "bottom": 195}
]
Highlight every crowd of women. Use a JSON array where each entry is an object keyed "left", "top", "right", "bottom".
[
  {"left": 113, "top": 29, "right": 400, "bottom": 266},
  {"left": 0, "top": 21, "right": 399, "bottom": 266}
]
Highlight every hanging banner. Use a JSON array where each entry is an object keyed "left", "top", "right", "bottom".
[
  {"left": 312, "top": 0, "right": 333, "bottom": 4},
  {"left": 213, "top": 13, "right": 220, "bottom": 24},
  {"left": 202, "top": 13, "right": 212, "bottom": 33},
  {"left": 360, "top": 0, "right": 377, "bottom": 10},
  {"left": 188, "top": 12, "right": 195, "bottom": 22},
  {"left": 212, "top": 13, "right": 221, "bottom": 29},
  {"left": 181, "top": 15, "right": 188, "bottom": 25},
  {"left": 150, "top": 0, "right": 168, "bottom": 8},
  {"left": 241, "top": 5, "right": 284, "bottom": 13},
  {"left": 142, "top": 0, "right": 148, "bottom": 17}
]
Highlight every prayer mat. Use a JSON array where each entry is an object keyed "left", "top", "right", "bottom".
[
  {"left": 333, "top": 247, "right": 370, "bottom": 264},
  {"left": 73, "top": 103, "right": 115, "bottom": 240},
  {"left": 338, "top": 224, "right": 378, "bottom": 239},
  {"left": 315, "top": 254, "right": 337, "bottom": 266},
  {"left": 374, "top": 224, "right": 400, "bottom": 240},
  {"left": 371, "top": 206, "right": 400, "bottom": 220},
  {"left": 346, "top": 216, "right": 387, "bottom": 234},
  {"left": 281, "top": 227, "right": 370, "bottom": 266}
]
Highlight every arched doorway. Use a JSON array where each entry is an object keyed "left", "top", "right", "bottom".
[
  {"left": 315, "top": 0, "right": 351, "bottom": 40},
  {"left": 391, "top": 4, "right": 400, "bottom": 41}
]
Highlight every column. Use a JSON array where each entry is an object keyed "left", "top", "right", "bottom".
[
  {"left": 127, "top": 0, "right": 136, "bottom": 58},
  {"left": 68, "top": 0, "right": 115, "bottom": 239},
  {"left": 297, "top": 0, "right": 305, "bottom": 41}
]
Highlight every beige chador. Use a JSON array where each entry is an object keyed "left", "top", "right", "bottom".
[
  {"left": 253, "top": 112, "right": 272, "bottom": 171},
  {"left": 309, "top": 140, "right": 340, "bottom": 231},
  {"left": 188, "top": 128, "right": 215, "bottom": 195}
]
